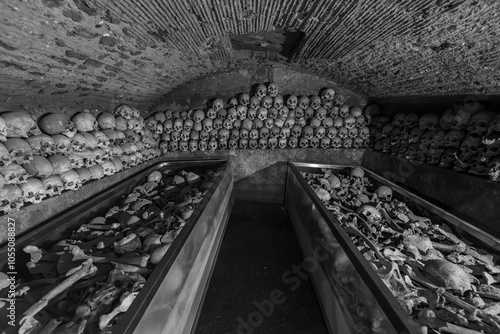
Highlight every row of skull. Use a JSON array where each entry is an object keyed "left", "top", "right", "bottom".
[
  {"left": 370, "top": 106, "right": 500, "bottom": 181},
  {"left": 0, "top": 147, "right": 162, "bottom": 214},
  {"left": 160, "top": 135, "right": 370, "bottom": 152}
]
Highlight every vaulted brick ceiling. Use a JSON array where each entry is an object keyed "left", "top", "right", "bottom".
[{"left": 1, "top": 0, "right": 499, "bottom": 113}]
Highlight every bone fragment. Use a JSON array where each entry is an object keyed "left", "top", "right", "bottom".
[
  {"left": 111, "top": 262, "right": 152, "bottom": 274},
  {"left": 483, "top": 303, "right": 500, "bottom": 316},
  {"left": 19, "top": 259, "right": 97, "bottom": 334},
  {"left": 38, "top": 318, "right": 62, "bottom": 334},
  {"left": 379, "top": 207, "right": 404, "bottom": 233},
  {"left": 98, "top": 291, "right": 138, "bottom": 329},
  {"left": 432, "top": 242, "right": 466, "bottom": 253},
  {"left": 484, "top": 273, "right": 500, "bottom": 285},
  {"left": 463, "top": 248, "right": 495, "bottom": 266},
  {"left": 418, "top": 309, "right": 483, "bottom": 334},
  {"left": 23, "top": 245, "right": 61, "bottom": 263}
]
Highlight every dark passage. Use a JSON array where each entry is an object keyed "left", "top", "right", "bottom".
[{"left": 195, "top": 199, "right": 328, "bottom": 334}]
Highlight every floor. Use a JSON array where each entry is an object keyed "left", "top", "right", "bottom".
[{"left": 194, "top": 199, "right": 328, "bottom": 334}]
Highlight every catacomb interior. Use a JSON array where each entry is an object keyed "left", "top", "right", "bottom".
[{"left": 1, "top": 0, "right": 500, "bottom": 333}]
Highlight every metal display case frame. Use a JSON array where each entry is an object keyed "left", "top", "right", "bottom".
[
  {"left": 285, "top": 162, "right": 500, "bottom": 334},
  {"left": 0, "top": 159, "right": 233, "bottom": 334}
]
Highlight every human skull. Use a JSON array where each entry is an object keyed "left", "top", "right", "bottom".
[
  {"left": 272, "top": 95, "right": 284, "bottom": 110},
  {"left": 467, "top": 110, "right": 496, "bottom": 135},
  {"left": 256, "top": 107, "right": 267, "bottom": 121},
  {"left": 60, "top": 170, "right": 82, "bottom": 191},
  {"left": 408, "top": 127, "right": 424, "bottom": 144},
  {"left": 348, "top": 127, "right": 359, "bottom": 139},
  {"left": 315, "top": 108, "right": 327, "bottom": 121},
  {"left": 333, "top": 117, "right": 344, "bottom": 128},
  {"left": 38, "top": 113, "right": 76, "bottom": 137},
  {"left": 259, "top": 127, "right": 270, "bottom": 139},
  {"left": 236, "top": 105, "right": 247, "bottom": 120},
  {"left": 247, "top": 139, "right": 257, "bottom": 149},
  {"left": 349, "top": 107, "right": 362, "bottom": 118},
  {"left": 234, "top": 93, "right": 248, "bottom": 107},
  {"left": 47, "top": 154, "right": 71, "bottom": 175},
  {"left": 268, "top": 137, "right": 277, "bottom": 149},
  {"left": 2, "top": 111, "right": 38, "bottom": 138},
  {"left": 286, "top": 95, "right": 298, "bottom": 110},
  {"left": 444, "top": 130, "right": 466, "bottom": 148},
  {"left": 102, "top": 112, "right": 124, "bottom": 131},
  {"left": 0, "top": 143, "right": 12, "bottom": 168},
  {"left": 114, "top": 104, "right": 134, "bottom": 120},
  {"left": 227, "top": 139, "right": 237, "bottom": 150},
  {"left": 293, "top": 107, "right": 304, "bottom": 119},
  {"left": 309, "top": 96, "right": 321, "bottom": 110},
  {"left": 315, "top": 126, "right": 326, "bottom": 139},
  {"left": 320, "top": 88, "right": 335, "bottom": 103},
  {"left": 19, "top": 177, "right": 46, "bottom": 203},
  {"left": 274, "top": 117, "right": 285, "bottom": 128},
  {"left": 320, "top": 137, "right": 331, "bottom": 149},
  {"left": 287, "top": 137, "right": 297, "bottom": 148},
  {"left": 25, "top": 135, "right": 55, "bottom": 156},
  {"left": 208, "top": 139, "right": 218, "bottom": 151},
  {"left": 5, "top": 138, "right": 33, "bottom": 165},
  {"left": 327, "top": 127, "right": 338, "bottom": 139},
  {"left": 418, "top": 113, "right": 440, "bottom": 131},
  {"left": 344, "top": 116, "right": 356, "bottom": 130},
  {"left": 438, "top": 148, "right": 460, "bottom": 168},
  {"left": 298, "top": 96, "right": 310, "bottom": 110},
  {"left": 298, "top": 137, "right": 308, "bottom": 148},
  {"left": 481, "top": 139, "right": 500, "bottom": 158},
  {"left": 261, "top": 96, "right": 273, "bottom": 109},
  {"left": 81, "top": 132, "right": 98, "bottom": 149},
  {"left": 359, "top": 126, "right": 370, "bottom": 140},
  {"left": 267, "top": 83, "right": 278, "bottom": 97},
  {"left": 281, "top": 117, "right": 293, "bottom": 129},
  {"left": 338, "top": 127, "right": 348, "bottom": 139},
  {"left": 255, "top": 84, "right": 267, "bottom": 99},
  {"left": 280, "top": 127, "right": 290, "bottom": 139},
  {"left": 356, "top": 205, "right": 382, "bottom": 224},
  {"left": 339, "top": 105, "right": 350, "bottom": 118},
  {"left": 257, "top": 138, "right": 267, "bottom": 149},
  {"left": 72, "top": 112, "right": 98, "bottom": 132},
  {"left": 391, "top": 113, "right": 405, "bottom": 127},
  {"left": 381, "top": 124, "right": 394, "bottom": 138},
  {"left": 355, "top": 116, "right": 366, "bottom": 128},
  {"left": 0, "top": 184, "right": 24, "bottom": 213},
  {"left": 264, "top": 118, "right": 274, "bottom": 130},
  {"left": 89, "top": 164, "right": 105, "bottom": 179},
  {"left": 331, "top": 137, "right": 342, "bottom": 149},
  {"left": 206, "top": 108, "right": 217, "bottom": 120},
  {"left": 212, "top": 98, "right": 224, "bottom": 112},
  {"left": 213, "top": 118, "right": 223, "bottom": 131},
  {"left": 178, "top": 140, "right": 188, "bottom": 152},
  {"left": 223, "top": 118, "right": 233, "bottom": 130},
  {"left": 247, "top": 96, "right": 260, "bottom": 110},
  {"left": 353, "top": 137, "right": 364, "bottom": 148},
  {"left": 71, "top": 132, "right": 87, "bottom": 151},
  {"left": 100, "top": 159, "right": 116, "bottom": 176},
  {"left": 342, "top": 138, "right": 353, "bottom": 148},
  {"left": 452, "top": 105, "right": 481, "bottom": 130},
  {"left": 0, "top": 162, "right": 29, "bottom": 184},
  {"left": 288, "top": 125, "right": 300, "bottom": 138},
  {"left": 302, "top": 126, "right": 313, "bottom": 140},
  {"left": 216, "top": 108, "right": 227, "bottom": 121}
]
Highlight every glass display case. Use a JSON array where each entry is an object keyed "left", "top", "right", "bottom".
[
  {"left": 286, "top": 162, "right": 500, "bottom": 334},
  {"left": 0, "top": 159, "right": 233, "bottom": 334}
]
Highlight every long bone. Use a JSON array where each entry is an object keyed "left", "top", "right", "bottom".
[
  {"left": 19, "top": 259, "right": 97, "bottom": 334},
  {"left": 402, "top": 263, "right": 500, "bottom": 329},
  {"left": 99, "top": 291, "right": 139, "bottom": 329}
]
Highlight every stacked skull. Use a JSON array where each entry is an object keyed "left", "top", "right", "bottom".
[
  {"left": 157, "top": 83, "right": 370, "bottom": 152},
  {"left": 0, "top": 105, "right": 161, "bottom": 214},
  {"left": 372, "top": 104, "right": 500, "bottom": 181}
]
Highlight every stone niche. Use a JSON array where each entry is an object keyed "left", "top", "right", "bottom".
[{"left": 152, "top": 64, "right": 368, "bottom": 114}]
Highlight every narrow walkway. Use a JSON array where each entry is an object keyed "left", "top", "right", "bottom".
[{"left": 195, "top": 199, "right": 328, "bottom": 334}]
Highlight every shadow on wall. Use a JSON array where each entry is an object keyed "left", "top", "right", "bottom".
[{"left": 152, "top": 65, "right": 368, "bottom": 113}]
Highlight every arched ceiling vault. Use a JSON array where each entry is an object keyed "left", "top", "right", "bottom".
[{"left": 0, "top": 0, "right": 499, "bottom": 113}]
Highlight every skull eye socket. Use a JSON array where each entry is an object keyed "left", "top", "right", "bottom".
[
  {"left": 27, "top": 192, "right": 34, "bottom": 198},
  {"left": 67, "top": 181, "right": 74, "bottom": 186},
  {"left": 46, "top": 184, "right": 52, "bottom": 189},
  {"left": 1, "top": 200, "right": 8, "bottom": 206}
]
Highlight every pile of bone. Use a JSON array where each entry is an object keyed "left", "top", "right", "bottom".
[
  {"left": 0, "top": 167, "right": 217, "bottom": 333},
  {"left": 370, "top": 105, "right": 500, "bottom": 181},
  {"left": 303, "top": 167, "right": 500, "bottom": 334},
  {"left": 0, "top": 105, "right": 162, "bottom": 214},
  {"left": 156, "top": 83, "right": 370, "bottom": 152}
]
